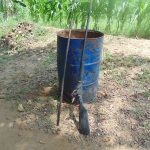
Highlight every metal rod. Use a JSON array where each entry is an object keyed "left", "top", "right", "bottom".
[
  {"left": 79, "top": 0, "right": 92, "bottom": 83},
  {"left": 77, "top": 0, "right": 92, "bottom": 135},
  {"left": 57, "top": 21, "right": 73, "bottom": 126}
]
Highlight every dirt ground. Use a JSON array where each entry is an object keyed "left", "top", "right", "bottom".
[{"left": 0, "top": 22, "right": 150, "bottom": 150}]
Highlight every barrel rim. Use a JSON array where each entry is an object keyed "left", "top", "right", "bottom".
[{"left": 57, "top": 29, "right": 104, "bottom": 39}]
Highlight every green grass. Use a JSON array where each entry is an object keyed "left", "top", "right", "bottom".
[
  {"left": 0, "top": 55, "right": 13, "bottom": 66},
  {"left": 109, "top": 68, "right": 128, "bottom": 86},
  {"left": 0, "top": 18, "right": 18, "bottom": 37},
  {"left": 132, "top": 107, "right": 145, "bottom": 118},
  {"left": 141, "top": 90, "right": 150, "bottom": 100},
  {"left": 0, "top": 54, "right": 8, "bottom": 63},
  {"left": 33, "top": 25, "right": 48, "bottom": 37},
  {"left": 102, "top": 53, "right": 150, "bottom": 70},
  {"left": 136, "top": 69, "right": 150, "bottom": 83},
  {"left": 101, "top": 52, "right": 150, "bottom": 87},
  {"left": 43, "top": 52, "right": 57, "bottom": 66},
  {"left": 1, "top": 0, "right": 150, "bottom": 38}
]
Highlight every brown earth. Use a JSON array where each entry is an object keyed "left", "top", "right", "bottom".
[{"left": 0, "top": 22, "right": 150, "bottom": 150}]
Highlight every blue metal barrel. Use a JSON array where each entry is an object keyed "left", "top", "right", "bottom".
[{"left": 57, "top": 29, "right": 104, "bottom": 103}]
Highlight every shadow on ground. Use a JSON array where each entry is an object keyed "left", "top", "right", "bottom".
[{"left": 0, "top": 23, "right": 150, "bottom": 149}]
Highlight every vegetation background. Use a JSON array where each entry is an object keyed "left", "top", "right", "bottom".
[{"left": 0, "top": 0, "right": 150, "bottom": 38}]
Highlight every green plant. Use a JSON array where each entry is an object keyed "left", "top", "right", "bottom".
[
  {"left": 136, "top": 69, "right": 150, "bottom": 83},
  {"left": 1, "top": 0, "right": 150, "bottom": 38},
  {"left": 102, "top": 53, "right": 150, "bottom": 70}
]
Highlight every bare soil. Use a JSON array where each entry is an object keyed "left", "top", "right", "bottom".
[{"left": 0, "top": 22, "right": 150, "bottom": 150}]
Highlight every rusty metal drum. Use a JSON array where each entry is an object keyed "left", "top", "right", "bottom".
[{"left": 57, "top": 29, "right": 104, "bottom": 103}]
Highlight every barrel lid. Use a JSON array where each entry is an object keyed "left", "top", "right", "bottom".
[{"left": 57, "top": 29, "right": 104, "bottom": 39}]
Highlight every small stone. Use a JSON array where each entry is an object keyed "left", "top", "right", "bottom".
[
  {"left": 103, "top": 136, "right": 111, "bottom": 142},
  {"left": 39, "top": 140, "right": 46, "bottom": 144},
  {"left": 42, "top": 87, "right": 53, "bottom": 96},
  {"left": 37, "top": 58, "right": 41, "bottom": 61},
  {"left": 27, "top": 100, "right": 32, "bottom": 105},
  {"left": 15, "top": 118, "right": 27, "bottom": 130},
  {"left": 18, "top": 30, "right": 22, "bottom": 34},
  {"left": 18, "top": 132, "right": 22, "bottom": 136},
  {"left": 0, "top": 123, "right": 5, "bottom": 127},
  {"left": 17, "top": 104, "right": 24, "bottom": 112},
  {"left": 8, "top": 122, "right": 14, "bottom": 128},
  {"left": 36, "top": 103, "right": 42, "bottom": 108}
]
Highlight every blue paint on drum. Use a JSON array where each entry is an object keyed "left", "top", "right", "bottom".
[{"left": 57, "top": 30, "right": 104, "bottom": 103}]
